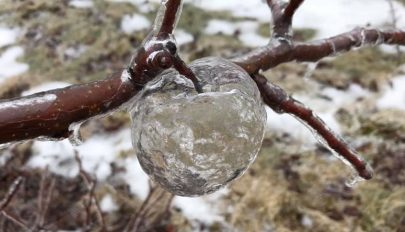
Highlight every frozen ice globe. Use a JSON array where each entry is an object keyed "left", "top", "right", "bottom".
[{"left": 130, "top": 57, "right": 267, "bottom": 196}]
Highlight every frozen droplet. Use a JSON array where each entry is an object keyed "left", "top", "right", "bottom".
[
  {"left": 0, "top": 142, "right": 12, "bottom": 150},
  {"left": 303, "top": 62, "right": 319, "bottom": 81},
  {"left": 129, "top": 57, "right": 267, "bottom": 196},
  {"left": 68, "top": 122, "right": 83, "bottom": 146},
  {"left": 345, "top": 173, "right": 365, "bottom": 188}
]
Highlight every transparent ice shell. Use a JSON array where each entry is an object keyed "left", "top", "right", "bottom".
[{"left": 130, "top": 57, "right": 267, "bottom": 196}]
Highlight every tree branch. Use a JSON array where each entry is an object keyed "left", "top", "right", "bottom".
[
  {"left": 1, "top": 28, "right": 405, "bottom": 145},
  {"left": 233, "top": 28, "right": 405, "bottom": 75},
  {"left": 284, "top": 0, "right": 305, "bottom": 20},
  {"left": 0, "top": 177, "right": 28, "bottom": 230},
  {"left": 266, "top": 0, "right": 305, "bottom": 40},
  {"left": 156, "top": 0, "right": 183, "bottom": 36},
  {"left": 0, "top": 71, "right": 139, "bottom": 144},
  {"left": 0, "top": 177, "right": 24, "bottom": 211},
  {"left": 252, "top": 74, "right": 373, "bottom": 180}
]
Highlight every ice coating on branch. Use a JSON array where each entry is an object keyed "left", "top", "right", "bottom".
[
  {"left": 290, "top": 103, "right": 373, "bottom": 186},
  {"left": 68, "top": 122, "right": 83, "bottom": 146},
  {"left": 153, "top": 0, "right": 183, "bottom": 35},
  {"left": 130, "top": 57, "right": 267, "bottom": 196}
]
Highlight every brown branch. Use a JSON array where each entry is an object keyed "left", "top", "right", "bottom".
[
  {"left": 0, "top": 176, "right": 24, "bottom": 211},
  {"left": 267, "top": 0, "right": 305, "bottom": 39},
  {"left": 125, "top": 184, "right": 158, "bottom": 232},
  {"left": 172, "top": 55, "right": 203, "bottom": 93},
  {"left": 252, "top": 74, "right": 373, "bottom": 180},
  {"left": 75, "top": 153, "right": 106, "bottom": 231},
  {"left": 0, "top": 176, "right": 28, "bottom": 231},
  {"left": 0, "top": 0, "right": 199, "bottom": 146},
  {"left": 129, "top": 0, "right": 183, "bottom": 85},
  {"left": 387, "top": 0, "right": 402, "bottom": 60},
  {"left": 129, "top": 0, "right": 200, "bottom": 93},
  {"left": 35, "top": 170, "right": 55, "bottom": 230},
  {"left": 0, "top": 70, "right": 139, "bottom": 144},
  {"left": 1, "top": 210, "right": 29, "bottom": 231},
  {"left": 156, "top": 0, "right": 183, "bottom": 35},
  {"left": 233, "top": 28, "right": 405, "bottom": 75},
  {"left": 284, "top": 0, "right": 305, "bottom": 20}
]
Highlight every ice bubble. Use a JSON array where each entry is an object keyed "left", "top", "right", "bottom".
[{"left": 130, "top": 57, "right": 267, "bottom": 196}]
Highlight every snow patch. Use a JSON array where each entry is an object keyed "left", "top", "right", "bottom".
[
  {"left": 0, "top": 27, "right": 19, "bottom": 48},
  {"left": 27, "top": 129, "right": 135, "bottom": 181},
  {"left": 377, "top": 75, "right": 405, "bottom": 110},
  {"left": 121, "top": 13, "right": 151, "bottom": 34},
  {"left": 294, "top": 0, "right": 405, "bottom": 39},
  {"left": 0, "top": 46, "right": 29, "bottom": 83},
  {"left": 205, "top": 20, "right": 268, "bottom": 47},
  {"left": 192, "top": 0, "right": 270, "bottom": 22},
  {"left": 100, "top": 194, "right": 119, "bottom": 212},
  {"left": 121, "top": 156, "right": 150, "bottom": 200},
  {"left": 174, "top": 29, "right": 194, "bottom": 46},
  {"left": 173, "top": 188, "right": 228, "bottom": 225},
  {"left": 64, "top": 45, "right": 88, "bottom": 59},
  {"left": 27, "top": 140, "right": 78, "bottom": 178},
  {"left": 205, "top": 20, "right": 236, "bottom": 36},
  {"left": 69, "top": 0, "right": 94, "bottom": 8}
]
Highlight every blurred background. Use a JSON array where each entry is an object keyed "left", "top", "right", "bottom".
[{"left": 0, "top": 0, "right": 404, "bottom": 231}]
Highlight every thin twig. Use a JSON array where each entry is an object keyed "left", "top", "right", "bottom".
[
  {"left": 75, "top": 152, "right": 106, "bottom": 231},
  {"left": 156, "top": 0, "right": 183, "bottom": 35},
  {"left": 266, "top": 0, "right": 305, "bottom": 40},
  {"left": 0, "top": 176, "right": 28, "bottom": 231},
  {"left": 36, "top": 173, "right": 56, "bottom": 229},
  {"left": 132, "top": 187, "right": 168, "bottom": 232},
  {"left": 125, "top": 183, "right": 157, "bottom": 232},
  {"left": 284, "top": 0, "right": 305, "bottom": 20},
  {"left": 1, "top": 210, "right": 29, "bottom": 231},
  {"left": 0, "top": 176, "right": 24, "bottom": 211},
  {"left": 252, "top": 73, "right": 373, "bottom": 180},
  {"left": 0, "top": 70, "right": 139, "bottom": 144},
  {"left": 387, "top": 0, "right": 402, "bottom": 61}
]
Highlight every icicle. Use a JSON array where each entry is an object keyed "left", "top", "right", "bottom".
[
  {"left": 289, "top": 102, "right": 372, "bottom": 183},
  {"left": 345, "top": 173, "right": 365, "bottom": 188},
  {"left": 68, "top": 122, "right": 83, "bottom": 146},
  {"left": 152, "top": 0, "right": 183, "bottom": 36},
  {"left": 303, "top": 62, "right": 319, "bottom": 81}
]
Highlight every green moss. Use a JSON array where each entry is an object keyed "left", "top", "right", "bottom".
[
  {"left": 258, "top": 23, "right": 317, "bottom": 41},
  {"left": 294, "top": 28, "right": 317, "bottom": 41},
  {"left": 331, "top": 48, "right": 402, "bottom": 79},
  {"left": 257, "top": 23, "right": 271, "bottom": 38},
  {"left": 313, "top": 47, "right": 405, "bottom": 90},
  {"left": 176, "top": 3, "right": 238, "bottom": 36},
  {"left": 0, "top": 0, "right": 141, "bottom": 83}
]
